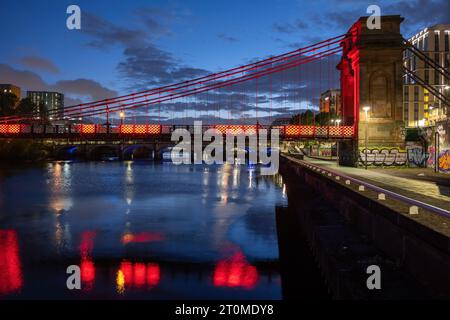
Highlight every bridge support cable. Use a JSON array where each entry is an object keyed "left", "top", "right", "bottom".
[
  {"left": 403, "top": 38, "right": 450, "bottom": 81},
  {"left": 404, "top": 67, "right": 450, "bottom": 107},
  {"left": 43, "top": 47, "right": 343, "bottom": 120},
  {"left": 64, "top": 42, "right": 343, "bottom": 118},
  {"left": 0, "top": 34, "right": 349, "bottom": 123}
]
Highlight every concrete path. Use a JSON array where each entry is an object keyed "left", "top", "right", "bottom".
[{"left": 302, "top": 157, "right": 450, "bottom": 211}]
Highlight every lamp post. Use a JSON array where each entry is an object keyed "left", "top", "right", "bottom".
[
  {"left": 362, "top": 106, "right": 370, "bottom": 170},
  {"left": 435, "top": 131, "right": 440, "bottom": 173},
  {"left": 119, "top": 111, "right": 125, "bottom": 126}
]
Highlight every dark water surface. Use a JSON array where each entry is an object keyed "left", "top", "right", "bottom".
[{"left": 0, "top": 161, "right": 288, "bottom": 299}]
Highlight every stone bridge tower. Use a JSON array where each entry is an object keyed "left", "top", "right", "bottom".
[{"left": 337, "top": 15, "right": 405, "bottom": 166}]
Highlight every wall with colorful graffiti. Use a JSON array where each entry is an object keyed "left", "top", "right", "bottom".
[
  {"left": 438, "top": 150, "right": 450, "bottom": 173},
  {"left": 407, "top": 146, "right": 429, "bottom": 168},
  {"left": 402, "top": 122, "right": 450, "bottom": 173},
  {"left": 426, "top": 121, "right": 450, "bottom": 173},
  {"left": 358, "top": 148, "right": 407, "bottom": 167}
]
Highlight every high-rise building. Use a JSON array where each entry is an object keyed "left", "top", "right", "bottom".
[
  {"left": 319, "top": 89, "right": 341, "bottom": 115},
  {"left": 0, "top": 84, "right": 21, "bottom": 102},
  {"left": 27, "top": 91, "right": 64, "bottom": 119},
  {"left": 403, "top": 24, "right": 450, "bottom": 128}
]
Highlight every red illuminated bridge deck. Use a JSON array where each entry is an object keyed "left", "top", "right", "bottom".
[{"left": 0, "top": 123, "right": 355, "bottom": 139}]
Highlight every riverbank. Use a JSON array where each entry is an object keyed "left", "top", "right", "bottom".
[{"left": 280, "top": 155, "right": 450, "bottom": 298}]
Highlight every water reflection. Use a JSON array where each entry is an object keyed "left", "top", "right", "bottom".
[
  {"left": 79, "top": 231, "right": 96, "bottom": 291},
  {"left": 116, "top": 261, "right": 161, "bottom": 294},
  {"left": 121, "top": 232, "right": 164, "bottom": 245},
  {"left": 125, "top": 161, "right": 134, "bottom": 205},
  {"left": 213, "top": 252, "right": 258, "bottom": 289},
  {"left": 0, "top": 230, "right": 23, "bottom": 296},
  {"left": 0, "top": 162, "right": 286, "bottom": 299}
]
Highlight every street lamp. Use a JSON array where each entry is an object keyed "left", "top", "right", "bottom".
[
  {"left": 119, "top": 111, "right": 125, "bottom": 126},
  {"left": 362, "top": 106, "right": 370, "bottom": 170},
  {"left": 336, "top": 119, "right": 341, "bottom": 126}
]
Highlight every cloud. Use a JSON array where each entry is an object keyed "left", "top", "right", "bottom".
[
  {"left": 82, "top": 13, "right": 147, "bottom": 49},
  {"left": 17, "top": 56, "right": 59, "bottom": 74},
  {"left": 384, "top": 0, "right": 450, "bottom": 35},
  {"left": 272, "top": 20, "right": 308, "bottom": 34},
  {"left": 53, "top": 79, "right": 118, "bottom": 101},
  {"left": 134, "top": 7, "right": 174, "bottom": 38},
  {"left": 117, "top": 45, "right": 209, "bottom": 89},
  {"left": 0, "top": 64, "right": 47, "bottom": 94},
  {"left": 303, "top": 0, "right": 450, "bottom": 37},
  {"left": 81, "top": 11, "right": 210, "bottom": 91},
  {"left": 0, "top": 64, "right": 117, "bottom": 103},
  {"left": 218, "top": 33, "right": 239, "bottom": 43}
]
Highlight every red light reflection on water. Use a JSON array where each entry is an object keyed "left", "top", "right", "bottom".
[
  {"left": 121, "top": 232, "right": 164, "bottom": 245},
  {"left": 0, "top": 230, "right": 23, "bottom": 295},
  {"left": 116, "top": 261, "right": 160, "bottom": 293},
  {"left": 79, "top": 231, "right": 96, "bottom": 291},
  {"left": 213, "top": 252, "right": 258, "bottom": 289}
]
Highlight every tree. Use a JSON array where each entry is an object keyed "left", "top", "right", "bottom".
[
  {"left": 290, "top": 110, "right": 314, "bottom": 125},
  {"left": 314, "top": 112, "right": 331, "bottom": 126},
  {"left": 0, "top": 93, "right": 18, "bottom": 116}
]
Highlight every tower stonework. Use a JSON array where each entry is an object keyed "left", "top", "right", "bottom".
[{"left": 337, "top": 15, "right": 405, "bottom": 166}]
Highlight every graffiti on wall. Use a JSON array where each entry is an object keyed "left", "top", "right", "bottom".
[
  {"left": 436, "top": 123, "right": 450, "bottom": 173},
  {"left": 358, "top": 148, "right": 407, "bottom": 166},
  {"left": 407, "top": 147, "right": 429, "bottom": 168},
  {"left": 439, "top": 150, "right": 450, "bottom": 172}
]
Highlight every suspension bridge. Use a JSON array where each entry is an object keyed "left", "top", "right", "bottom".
[{"left": 1, "top": 15, "right": 448, "bottom": 165}]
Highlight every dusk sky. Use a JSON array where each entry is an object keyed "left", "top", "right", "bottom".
[{"left": 1, "top": 0, "right": 449, "bottom": 123}]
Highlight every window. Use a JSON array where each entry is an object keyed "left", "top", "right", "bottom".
[
  {"left": 435, "top": 70, "right": 440, "bottom": 85},
  {"left": 445, "top": 33, "right": 449, "bottom": 51},
  {"left": 414, "top": 102, "right": 419, "bottom": 122},
  {"left": 425, "top": 70, "right": 429, "bottom": 84},
  {"left": 435, "top": 33, "right": 439, "bottom": 51},
  {"left": 424, "top": 35, "right": 428, "bottom": 51},
  {"left": 404, "top": 102, "right": 409, "bottom": 122},
  {"left": 414, "top": 86, "right": 419, "bottom": 101}
]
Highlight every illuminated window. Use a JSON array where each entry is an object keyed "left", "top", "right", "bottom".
[
  {"left": 445, "top": 33, "right": 449, "bottom": 52},
  {"left": 435, "top": 32, "right": 439, "bottom": 51},
  {"left": 414, "top": 102, "right": 419, "bottom": 121}
]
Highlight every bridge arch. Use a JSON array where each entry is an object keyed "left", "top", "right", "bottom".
[
  {"left": 89, "top": 145, "right": 119, "bottom": 161},
  {"left": 122, "top": 145, "right": 154, "bottom": 160},
  {"left": 55, "top": 145, "right": 78, "bottom": 160}
]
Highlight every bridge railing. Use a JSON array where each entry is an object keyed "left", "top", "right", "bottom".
[{"left": 0, "top": 123, "right": 356, "bottom": 139}]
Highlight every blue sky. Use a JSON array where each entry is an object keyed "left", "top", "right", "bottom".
[{"left": 0, "top": 0, "right": 448, "bottom": 123}]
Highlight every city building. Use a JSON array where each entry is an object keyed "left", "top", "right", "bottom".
[
  {"left": 0, "top": 84, "right": 21, "bottom": 104},
  {"left": 319, "top": 89, "right": 341, "bottom": 115},
  {"left": 27, "top": 91, "right": 64, "bottom": 119},
  {"left": 403, "top": 24, "right": 450, "bottom": 128}
]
